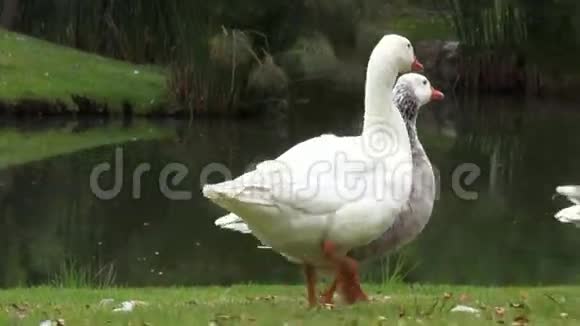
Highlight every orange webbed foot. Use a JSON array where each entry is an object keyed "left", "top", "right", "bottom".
[{"left": 321, "top": 240, "right": 368, "bottom": 305}]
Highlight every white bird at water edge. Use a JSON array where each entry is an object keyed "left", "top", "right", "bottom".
[{"left": 554, "top": 185, "right": 580, "bottom": 227}]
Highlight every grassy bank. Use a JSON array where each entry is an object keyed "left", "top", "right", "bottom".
[
  {"left": 0, "top": 29, "right": 166, "bottom": 116},
  {"left": 1, "top": 285, "right": 578, "bottom": 325}
]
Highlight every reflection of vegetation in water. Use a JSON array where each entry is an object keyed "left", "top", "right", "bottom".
[
  {"left": 455, "top": 100, "right": 526, "bottom": 191},
  {"left": 0, "top": 121, "right": 171, "bottom": 169},
  {"left": 411, "top": 99, "right": 580, "bottom": 285}
]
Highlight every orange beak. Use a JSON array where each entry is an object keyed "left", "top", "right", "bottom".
[
  {"left": 411, "top": 57, "right": 424, "bottom": 71},
  {"left": 431, "top": 88, "right": 445, "bottom": 101}
]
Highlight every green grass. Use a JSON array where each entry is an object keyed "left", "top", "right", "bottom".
[
  {"left": 0, "top": 285, "right": 578, "bottom": 325},
  {"left": 50, "top": 260, "right": 117, "bottom": 289},
  {"left": 0, "top": 29, "right": 166, "bottom": 114},
  {"left": 0, "top": 121, "right": 171, "bottom": 168}
]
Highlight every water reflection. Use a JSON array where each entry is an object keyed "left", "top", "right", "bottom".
[{"left": 1, "top": 93, "right": 580, "bottom": 287}]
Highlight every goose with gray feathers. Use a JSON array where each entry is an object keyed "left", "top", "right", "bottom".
[{"left": 320, "top": 73, "right": 444, "bottom": 302}]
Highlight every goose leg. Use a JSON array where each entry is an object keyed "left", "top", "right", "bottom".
[
  {"left": 322, "top": 240, "right": 368, "bottom": 304},
  {"left": 337, "top": 257, "right": 368, "bottom": 304},
  {"left": 304, "top": 264, "right": 318, "bottom": 308},
  {"left": 320, "top": 278, "right": 337, "bottom": 304}
]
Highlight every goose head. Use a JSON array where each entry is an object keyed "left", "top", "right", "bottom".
[
  {"left": 371, "top": 35, "right": 424, "bottom": 75},
  {"left": 378, "top": 34, "right": 423, "bottom": 73},
  {"left": 394, "top": 73, "right": 444, "bottom": 121}
]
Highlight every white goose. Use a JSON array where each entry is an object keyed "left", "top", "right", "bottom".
[
  {"left": 555, "top": 185, "right": 580, "bottom": 227},
  {"left": 204, "top": 34, "right": 423, "bottom": 306}
]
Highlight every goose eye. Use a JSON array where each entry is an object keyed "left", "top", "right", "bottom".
[
  {"left": 422, "top": 80, "right": 428, "bottom": 86},
  {"left": 407, "top": 43, "right": 411, "bottom": 49}
]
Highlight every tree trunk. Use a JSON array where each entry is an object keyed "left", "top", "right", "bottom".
[{"left": 1, "top": 0, "right": 20, "bottom": 29}]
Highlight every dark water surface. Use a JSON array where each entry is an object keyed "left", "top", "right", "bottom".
[{"left": 1, "top": 92, "right": 580, "bottom": 287}]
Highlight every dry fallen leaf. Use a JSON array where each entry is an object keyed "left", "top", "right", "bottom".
[
  {"left": 443, "top": 292, "right": 453, "bottom": 300},
  {"left": 247, "top": 295, "right": 277, "bottom": 302},
  {"left": 10, "top": 303, "right": 30, "bottom": 319},
  {"left": 495, "top": 307, "right": 506, "bottom": 318},
  {"left": 11, "top": 303, "right": 30, "bottom": 313},
  {"left": 512, "top": 315, "right": 529, "bottom": 326},
  {"left": 459, "top": 294, "right": 470, "bottom": 303},
  {"left": 398, "top": 306, "right": 406, "bottom": 318}
]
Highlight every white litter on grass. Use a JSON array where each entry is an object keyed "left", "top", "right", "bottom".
[
  {"left": 133, "top": 70, "right": 140, "bottom": 75},
  {"left": 112, "top": 300, "right": 149, "bottom": 313},
  {"left": 113, "top": 301, "right": 135, "bottom": 312},
  {"left": 451, "top": 305, "right": 480, "bottom": 314},
  {"left": 39, "top": 320, "right": 64, "bottom": 326}
]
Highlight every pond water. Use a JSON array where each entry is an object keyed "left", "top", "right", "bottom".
[{"left": 1, "top": 90, "right": 580, "bottom": 288}]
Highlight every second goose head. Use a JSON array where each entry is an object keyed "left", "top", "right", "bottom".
[{"left": 394, "top": 73, "right": 445, "bottom": 124}]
